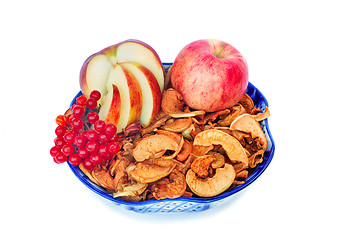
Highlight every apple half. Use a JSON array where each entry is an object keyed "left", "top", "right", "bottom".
[{"left": 80, "top": 39, "right": 165, "bottom": 99}]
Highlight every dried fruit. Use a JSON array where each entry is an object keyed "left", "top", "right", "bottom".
[
  {"left": 53, "top": 84, "right": 270, "bottom": 200},
  {"left": 186, "top": 163, "right": 235, "bottom": 197},
  {"left": 129, "top": 159, "right": 176, "bottom": 183},
  {"left": 161, "top": 88, "right": 205, "bottom": 118},
  {"left": 151, "top": 169, "right": 186, "bottom": 200},
  {"left": 132, "top": 134, "right": 180, "bottom": 162},
  {"left": 193, "top": 129, "right": 248, "bottom": 168}
]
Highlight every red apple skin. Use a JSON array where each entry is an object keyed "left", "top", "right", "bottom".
[
  {"left": 170, "top": 39, "right": 248, "bottom": 112},
  {"left": 104, "top": 84, "right": 121, "bottom": 125}
]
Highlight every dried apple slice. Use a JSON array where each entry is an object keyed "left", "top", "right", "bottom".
[
  {"left": 176, "top": 139, "right": 192, "bottom": 161},
  {"left": 161, "top": 88, "right": 205, "bottom": 118},
  {"left": 190, "top": 155, "right": 215, "bottom": 179},
  {"left": 162, "top": 118, "right": 193, "bottom": 132},
  {"left": 151, "top": 169, "right": 186, "bottom": 200},
  {"left": 186, "top": 163, "right": 235, "bottom": 197},
  {"left": 230, "top": 114, "right": 267, "bottom": 151},
  {"left": 129, "top": 160, "right": 176, "bottom": 183},
  {"left": 193, "top": 129, "right": 248, "bottom": 168},
  {"left": 132, "top": 134, "right": 179, "bottom": 162},
  {"left": 238, "top": 93, "right": 255, "bottom": 113}
]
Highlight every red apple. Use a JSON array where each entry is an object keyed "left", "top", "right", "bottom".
[{"left": 170, "top": 39, "right": 248, "bottom": 112}]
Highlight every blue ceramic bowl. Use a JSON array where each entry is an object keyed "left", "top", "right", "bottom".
[{"left": 68, "top": 63, "right": 275, "bottom": 213}]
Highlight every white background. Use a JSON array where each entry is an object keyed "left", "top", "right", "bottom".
[{"left": 1, "top": 0, "right": 349, "bottom": 239}]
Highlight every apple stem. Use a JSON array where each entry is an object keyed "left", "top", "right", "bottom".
[{"left": 217, "top": 44, "right": 226, "bottom": 58}]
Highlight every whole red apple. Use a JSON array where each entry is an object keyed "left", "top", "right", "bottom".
[{"left": 170, "top": 39, "right": 248, "bottom": 112}]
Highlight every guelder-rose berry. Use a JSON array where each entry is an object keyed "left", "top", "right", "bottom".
[
  {"left": 90, "top": 90, "right": 101, "bottom": 101},
  {"left": 86, "top": 98, "right": 97, "bottom": 109},
  {"left": 69, "top": 153, "right": 82, "bottom": 166},
  {"left": 107, "top": 142, "right": 120, "bottom": 155},
  {"left": 94, "top": 120, "right": 105, "bottom": 132},
  {"left": 87, "top": 112, "right": 99, "bottom": 124}
]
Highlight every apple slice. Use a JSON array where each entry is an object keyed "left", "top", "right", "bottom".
[
  {"left": 104, "top": 65, "right": 142, "bottom": 132},
  {"left": 99, "top": 84, "right": 121, "bottom": 126},
  {"left": 80, "top": 54, "right": 113, "bottom": 100},
  {"left": 115, "top": 40, "right": 165, "bottom": 92},
  {"left": 120, "top": 62, "right": 161, "bottom": 127}
]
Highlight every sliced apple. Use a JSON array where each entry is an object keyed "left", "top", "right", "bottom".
[
  {"left": 80, "top": 40, "right": 164, "bottom": 99},
  {"left": 80, "top": 39, "right": 164, "bottom": 131},
  {"left": 120, "top": 62, "right": 161, "bottom": 127},
  {"left": 115, "top": 40, "right": 165, "bottom": 92},
  {"left": 104, "top": 65, "right": 142, "bottom": 132},
  {"left": 99, "top": 84, "right": 121, "bottom": 126}
]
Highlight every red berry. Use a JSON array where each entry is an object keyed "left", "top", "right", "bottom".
[
  {"left": 55, "top": 125, "right": 66, "bottom": 137},
  {"left": 71, "top": 117, "right": 84, "bottom": 130},
  {"left": 98, "top": 143, "right": 109, "bottom": 157},
  {"left": 87, "top": 112, "right": 99, "bottom": 124},
  {"left": 50, "top": 146, "right": 60, "bottom": 157},
  {"left": 86, "top": 98, "right": 97, "bottom": 109},
  {"left": 107, "top": 142, "right": 120, "bottom": 155},
  {"left": 98, "top": 132, "right": 110, "bottom": 144},
  {"left": 90, "top": 90, "right": 101, "bottom": 101},
  {"left": 63, "top": 131, "right": 75, "bottom": 143},
  {"left": 94, "top": 120, "right": 105, "bottom": 132},
  {"left": 66, "top": 114, "right": 75, "bottom": 126},
  {"left": 104, "top": 123, "right": 117, "bottom": 136},
  {"left": 54, "top": 137, "right": 65, "bottom": 149},
  {"left": 56, "top": 115, "right": 67, "bottom": 126},
  {"left": 61, "top": 143, "right": 75, "bottom": 156},
  {"left": 74, "top": 135, "right": 87, "bottom": 147},
  {"left": 86, "top": 140, "right": 99, "bottom": 153},
  {"left": 84, "top": 129, "right": 98, "bottom": 141},
  {"left": 82, "top": 158, "right": 95, "bottom": 170},
  {"left": 72, "top": 105, "right": 85, "bottom": 118},
  {"left": 103, "top": 153, "right": 113, "bottom": 161},
  {"left": 54, "top": 151, "right": 67, "bottom": 164},
  {"left": 89, "top": 152, "right": 103, "bottom": 165},
  {"left": 68, "top": 153, "right": 81, "bottom": 166},
  {"left": 110, "top": 134, "right": 119, "bottom": 142},
  {"left": 77, "top": 147, "right": 90, "bottom": 159},
  {"left": 76, "top": 95, "right": 87, "bottom": 106}
]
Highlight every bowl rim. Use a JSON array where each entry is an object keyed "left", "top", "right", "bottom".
[{"left": 67, "top": 63, "right": 275, "bottom": 206}]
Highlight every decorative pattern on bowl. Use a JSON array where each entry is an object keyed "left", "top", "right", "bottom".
[{"left": 68, "top": 63, "right": 275, "bottom": 213}]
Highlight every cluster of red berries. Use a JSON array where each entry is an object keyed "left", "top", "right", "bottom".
[{"left": 50, "top": 90, "right": 120, "bottom": 170}]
